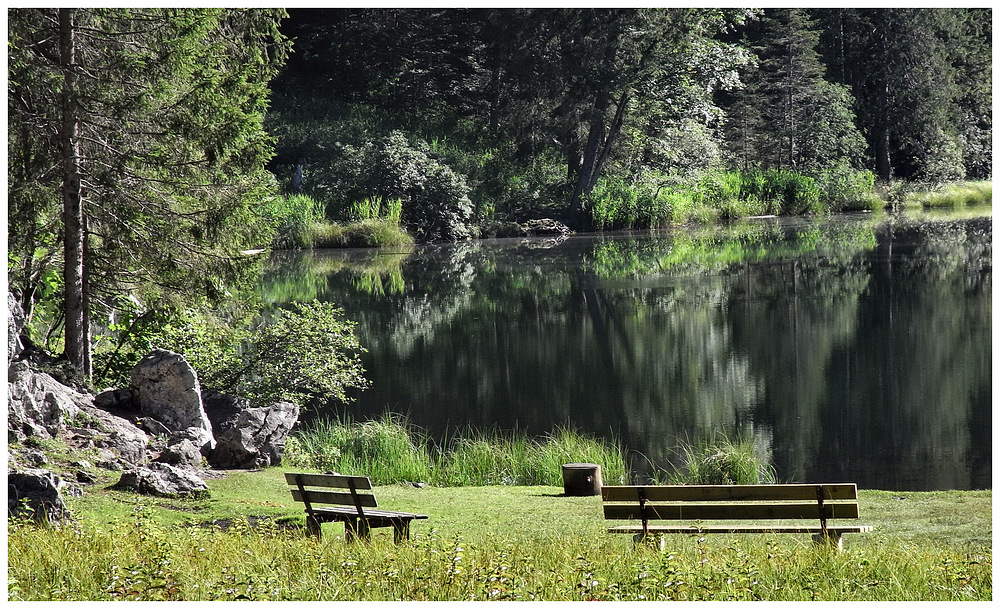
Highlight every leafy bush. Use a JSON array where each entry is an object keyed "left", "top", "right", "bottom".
[
  {"left": 216, "top": 301, "right": 370, "bottom": 406},
  {"left": 403, "top": 161, "right": 475, "bottom": 241},
  {"left": 93, "top": 300, "right": 369, "bottom": 409},
  {"left": 313, "top": 131, "right": 476, "bottom": 242},
  {"left": 811, "top": 163, "right": 881, "bottom": 212}
]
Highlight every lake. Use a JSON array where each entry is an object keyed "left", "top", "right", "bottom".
[{"left": 262, "top": 209, "right": 992, "bottom": 491}]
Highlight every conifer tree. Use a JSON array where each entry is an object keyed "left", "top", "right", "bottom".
[{"left": 8, "top": 8, "right": 288, "bottom": 378}]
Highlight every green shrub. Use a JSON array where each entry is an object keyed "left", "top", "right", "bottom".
[
  {"left": 812, "top": 164, "right": 881, "bottom": 212},
  {"left": 696, "top": 169, "right": 823, "bottom": 217},
  {"left": 584, "top": 176, "right": 675, "bottom": 230}
]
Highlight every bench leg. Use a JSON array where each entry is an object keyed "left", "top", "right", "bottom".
[
  {"left": 345, "top": 518, "right": 371, "bottom": 543},
  {"left": 812, "top": 532, "right": 844, "bottom": 551},
  {"left": 393, "top": 521, "right": 411, "bottom": 544},
  {"left": 632, "top": 533, "right": 666, "bottom": 551},
  {"left": 306, "top": 515, "right": 322, "bottom": 539}
]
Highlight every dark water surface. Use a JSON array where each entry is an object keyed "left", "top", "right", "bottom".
[{"left": 262, "top": 210, "right": 992, "bottom": 491}]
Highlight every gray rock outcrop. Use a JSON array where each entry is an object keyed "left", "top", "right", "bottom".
[
  {"left": 204, "top": 391, "right": 299, "bottom": 469},
  {"left": 130, "top": 349, "right": 214, "bottom": 452},
  {"left": 8, "top": 291, "right": 26, "bottom": 362},
  {"left": 114, "top": 462, "right": 209, "bottom": 498},
  {"left": 8, "top": 361, "right": 86, "bottom": 443},
  {"left": 77, "top": 404, "right": 149, "bottom": 466},
  {"left": 8, "top": 468, "right": 71, "bottom": 523}
]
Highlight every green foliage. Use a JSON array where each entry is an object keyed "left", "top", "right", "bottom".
[
  {"left": 218, "top": 301, "right": 369, "bottom": 407},
  {"left": 694, "top": 169, "right": 823, "bottom": 219},
  {"left": 811, "top": 163, "right": 881, "bottom": 211},
  {"left": 284, "top": 417, "right": 630, "bottom": 487},
  {"left": 583, "top": 177, "right": 675, "bottom": 231},
  {"left": 671, "top": 432, "right": 777, "bottom": 485},
  {"left": 93, "top": 300, "right": 368, "bottom": 408}
]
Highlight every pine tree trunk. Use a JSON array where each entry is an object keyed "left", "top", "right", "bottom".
[{"left": 59, "top": 8, "right": 88, "bottom": 376}]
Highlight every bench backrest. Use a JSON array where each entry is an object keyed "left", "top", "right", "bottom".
[
  {"left": 286, "top": 472, "right": 378, "bottom": 516},
  {"left": 603, "top": 484, "right": 861, "bottom": 529}
]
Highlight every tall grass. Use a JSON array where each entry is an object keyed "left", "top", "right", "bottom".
[
  {"left": 284, "top": 415, "right": 630, "bottom": 487},
  {"left": 266, "top": 194, "right": 326, "bottom": 249},
  {"left": 300, "top": 219, "right": 413, "bottom": 249},
  {"left": 903, "top": 181, "right": 993, "bottom": 209},
  {"left": 8, "top": 487, "right": 991, "bottom": 601},
  {"left": 585, "top": 169, "right": 834, "bottom": 230},
  {"left": 671, "top": 432, "right": 776, "bottom": 485}
]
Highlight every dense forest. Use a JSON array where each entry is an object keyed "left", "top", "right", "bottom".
[
  {"left": 6, "top": 7, "right": 992, "bottom": 389},
  {"left": 265, "top": 8, "right": 991, "bottom": 234}
]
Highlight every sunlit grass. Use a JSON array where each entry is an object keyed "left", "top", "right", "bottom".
[
  {"left": 9, "top": 478, "right": 992, "bottom": 601},
  {"left": 902, "top": 181, "right": 992, "bottom": 209}
]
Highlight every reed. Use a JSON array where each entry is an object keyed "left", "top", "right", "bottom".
[
  {"left": 671, "top": 432, "right": 776, "bottom": 485},
  {"left": 285, "top": 417, "right": 630, "bottom": 487},
  {"left": 904, "top": 181, "right": 993, "bottom": 209}
]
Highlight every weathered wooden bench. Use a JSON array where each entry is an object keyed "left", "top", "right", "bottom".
[
  {"left": 286, "top": 472, "right": 428, "bottom": 543},
  {"left": 603, "top": 483, "right": 872, "bottom": 550}
]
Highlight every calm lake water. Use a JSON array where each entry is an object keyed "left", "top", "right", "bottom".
[{"left": 262, "top": 209, "right": 992, "bottom": 491}]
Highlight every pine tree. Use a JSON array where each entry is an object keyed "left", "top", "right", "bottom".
[
  {"left": 8, "top": 8, "right": 289, "bottom": 378},
  {"left": 722, "top": 9, "right": 866, "bottom": 172}
]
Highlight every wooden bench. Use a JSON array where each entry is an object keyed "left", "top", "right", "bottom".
[
  {"left": 603, "top": 483, "right": 872, "bottom": 550},
  {"left": 286, "top": 472, "right": 428, "bottom": 543}
]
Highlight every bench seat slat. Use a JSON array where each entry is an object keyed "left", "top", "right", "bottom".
[
  {"left": 604, "top": 502, "right": 860, "bottom": 521},
  {"left": 309, "top": 506, "right": 429, "bottom": 521},
  {"left": 609, "top": 524, "right": 874, "bottom": 535},
  {"left": 602, "top": 484, "right": 858, "bottom": 502},
  {"left": 291, "top": 489, "right": 378, "bottom": 508},
  {"left": 285, "top": 472, "right": 373, "bottom": 490}
]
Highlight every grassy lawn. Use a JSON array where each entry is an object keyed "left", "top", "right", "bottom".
[{"left": 8, "top": 467, "right": 992, "bottom": 601}]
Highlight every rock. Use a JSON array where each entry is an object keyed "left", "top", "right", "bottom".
[
  {"left": 8, "top": 468, "right": 71, "bottom": 523},
  {"left": 155, "top": 438, "right": 203, "bottom": 468},
  {"left": 136, "top": 417, "right": 171, "bottom": 438},
  {"left": 22, "top": 449, "right": 48, "bottom": 467},
  {"left": 93, "top": 388, "right": 136, "bottom": 413},
  {"left": 522, "top": 218, "right": 572, "bottom": 237},
  {"left": 204, "top": 391, "right": 299, "bottom": 469},
  {"left": 129, "top": 350, "right": 214, "bottom": 452},
  {"left": 114, "top": 462, "right": 209, "bottom": 498},
  {"left": 8, "top": 361, "right": 87, "bottom": 443},
  {"left": 78, "top": 404, "right": 149, "bottom": 467}
]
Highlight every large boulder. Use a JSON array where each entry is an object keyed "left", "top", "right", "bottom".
[
  {"left": 129, "top": 350, "right": 214, "bottom": 452},
  {"left": 114, "top": 462, "right": 209, "bottom": 498},
  {"left": 8, "top": 468, "right": 71, "bottom": 523},
  {"left": 8, "top": 361, "right": 86, "bottom": 443},
  {"left": 203, "top": 391, "right": 299, "bottom": 469}
]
